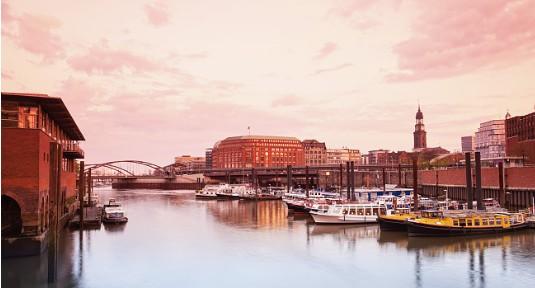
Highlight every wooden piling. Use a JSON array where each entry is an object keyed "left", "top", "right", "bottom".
[
  {"left": 465, "top": 152, "right": 473, "bottom": 209},
  {"left": 475, "top": 152, "right": 483, "bottom": 210},
  {"left": 412, "top": 157, "right": 419, "bottom": 211}
]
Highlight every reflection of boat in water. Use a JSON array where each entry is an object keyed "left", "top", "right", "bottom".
[
  {"left": 310, "top": 224, "right": 379, "bottom": 237},
  {"left": 407, "top": 210, "right": 528, "bottom": 237}
]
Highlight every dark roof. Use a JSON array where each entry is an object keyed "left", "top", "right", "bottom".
[
  {"left": 2, "top": 92, "right": 85, "bottom": 140},
  {"left": 416, "top": 105, "right": 423, "bottom": 120}
]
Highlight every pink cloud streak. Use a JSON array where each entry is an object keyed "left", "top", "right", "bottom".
[
  {"left": 144, "top": 1, "right": 169, "bottom": 27},
  {"left": 388, "top": 0, "right": 535, "bottom": 81},
  {"left": 315, "top": 42, "right": 337, "bottom": 59},
  {"left": 68, "top": 43, "right": 163, "bottom": 74}
]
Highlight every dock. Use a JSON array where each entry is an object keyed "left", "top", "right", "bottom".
[{"left": 69, "top": 207, "right": 102, "bottom": 229}]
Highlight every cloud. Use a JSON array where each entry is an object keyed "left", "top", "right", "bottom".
[
  {"left": 144, "top": 1, "right": 169, "bottom": 27},
  {"left": 314, "top": 42, "right": 337, "bottom": 59},
  {"left": 312, "top": 63, "right": 352, "bottom": 75},
  {"left": 328, "top": 0, "right": 376, "bottom": 18},
  {"left": 2, "top": 4, "right": 65, "bottom": 62},
  {"left": 68, "top": 43, "right": 165, "bottom": 74},
  {"left": 387, "top": 1, "right": 535, "bottom": 82},
  {"left": 271, "top": 95, "right": 303, "bottom": 107}
]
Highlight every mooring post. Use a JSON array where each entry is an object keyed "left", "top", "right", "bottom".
[
  {"left": 475, "top": 152, "right": 483, "bottom": 210},
  {"left": 47, "top": 142, "right": 61, "bottom": 283},
  {"left": 382, "top": 167, "right": 386, "bottom": 192},
  {"left": 346, "top": 161, "right": 351, "bottom": 200},
  {"left": 412, "top": 157, "right": 419, "bottom": 211},
  {"left": 305, "top": 165, "right": 310, "bottom": 198},
  {"left": 350, "top": 161, "right": 355, "bottom": 201},
  {"left": 498, "top": 162, "right": 505, "bottom": 208},
  {"left": 398, "top": 163, "right": 402, "bottom": 187},
  {"left": 79, "top": 161, "right": 85, "bottom": 229},
  {"left": 465, "top": 152, "right": 473, "bottom": 209},
  {"left": 87, "top": 168, "right": 92, "bottom": 207},
  {"left": 287, "top": 165, "right": 292, "bottom": 193},
  {"left": 339, "top": 164, "right": 343, "bottom": 197}
]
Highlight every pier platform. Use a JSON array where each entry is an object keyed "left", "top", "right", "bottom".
[{"left": 69, "top": 207, "right": 102, "bottom": 229}]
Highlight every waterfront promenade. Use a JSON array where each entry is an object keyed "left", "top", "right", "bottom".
[{"left": 3, "top": 187, "right": 535, "bottom": 288}]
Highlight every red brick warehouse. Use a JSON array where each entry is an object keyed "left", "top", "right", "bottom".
[
  {"left": 2, "top": 92, "right": 85, "bottom": 257},
  {"left": 211, "top": 135, "right": 305, "bottom": 168}
]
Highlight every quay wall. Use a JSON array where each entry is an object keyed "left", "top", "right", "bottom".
[{"left": 418, "top": 167, "right": 535, "bottom": 209}]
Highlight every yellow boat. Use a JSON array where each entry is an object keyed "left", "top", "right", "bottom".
[
  {"left": 377, "top": 208, "right": 417, "bottom": 231},
  {"left": 407, "top": 210, "right": 528, "bottom": 237}
]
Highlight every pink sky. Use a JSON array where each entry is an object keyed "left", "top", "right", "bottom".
[{"left": 2, "top": 0, "right": 535, "bottom": 165}]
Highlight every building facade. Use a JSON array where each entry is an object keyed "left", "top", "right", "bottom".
[
  {"left": 2, "top": 92, "right": 85, "bottom": 256},
  {"left": 461, "top": 135, "right": 475, "bottom": 152},
  {"left": 506, "top": 111, "right": 535, "bottom": 164},
  {"left": 211, "top": 135, "right": 304, "bottom": 168},
  {"left": 326, "top": 148, "right": 361, "bottom": 165},
  {"left": 205, "top": 148, "right": 213, "bottom": 169},
  {"left": 174, "top": 155, "right": 206, "bottom": 171},
  {"left": 413, "top": 105, "right": 427, "bottom": 151},
  {"left": 475, "top": 120, "right": 506, "bottom": 159},
  {"left": 302, "top": 139, "right": 326, "bottom": 166}
]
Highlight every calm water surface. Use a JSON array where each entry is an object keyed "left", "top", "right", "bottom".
[{"left": 3, "top": 187, "right": 535, "bottom": 288}]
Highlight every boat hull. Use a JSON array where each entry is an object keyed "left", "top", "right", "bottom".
[
  {"left": 284, "top": 202, "right": 308, "bottom": 212},
  {"left": 311, "top": 213, "right": 377, "bottom": 224},
  {"left": 195, "top": 194, "right": 217, "bottom": 199},
  {"left": 407, "top": 221, "right": 528, "bottom": 237},
  {"left": 378, "top": 217, "right": 407, "bottom": 231},
  {"left": 102, "top": 217, "right": 128, "bottom": 224}
]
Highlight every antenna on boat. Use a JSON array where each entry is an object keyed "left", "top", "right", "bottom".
[{"left": 247, "top": 126, "right": 251, "bottom": 135}]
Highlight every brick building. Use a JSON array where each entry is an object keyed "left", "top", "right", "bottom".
[
  {"left": 506, "top": 111, "right": 535, "bottom": 164},
  {"left": 302, "top": 139, "right": 326, "bottom": 166},
  {"left": 326, "top": 148, "right": 361, "bottom": 165},
  {"left": 2, "top": 92, "right": 85, "bottom": 256},
  {"left": 413, "top": 105, "right": 427, "bottom": 151},
  {"left": 211, "top": 135, "right": 304, "bottom": 168}
]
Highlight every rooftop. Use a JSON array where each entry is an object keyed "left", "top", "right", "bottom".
[{"left": 2, "top": 92, "right": 85, "bottom": 140}]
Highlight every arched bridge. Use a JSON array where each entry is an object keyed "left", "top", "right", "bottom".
[{"left": 85, "top": 160, "right": 174, "bottom": 179}]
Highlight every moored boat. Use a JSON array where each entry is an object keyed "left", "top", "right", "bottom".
[
  {"left": 102, "top": 199, "right": 128, "bottom": 224},
  {"left": 377, "top": 208, "right": 416, "bottom": 231},
  {"left": 407, "top": 210, "right": 528, "bottom": 237},
  {"left": 195, "top": 185, "right": 220, "bottom": 199},
  {"left": 310, "top": 203, "right": 388, "bottom": 224}
]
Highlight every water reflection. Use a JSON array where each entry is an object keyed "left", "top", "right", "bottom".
[{"left": 2, "top": 188, "right": 535, "bottom": 288}]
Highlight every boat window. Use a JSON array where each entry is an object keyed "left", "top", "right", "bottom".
[
  {"left": 365, "top": 208, "right": 371, "bottom": 216},
  {"left": 474, "top": 219, "right": 480, "bottom": 226},
  {"left": 466, "top": 219, "right": 472, "bottom": 226},
  {"left": 488, "top": 219, "right": 494, "bottom": 225},
  {"left": 482, "top": 219, "right": 488, "bottom": 226},
  {"left": 372, "top": 208, "right": 379, "bottom": 215},
  {"left": 349, "top": 208, "right": 356, "bottom": 215},
  {"left": 357, "top": 208, "right": 364, "bottom": 215},
  {"left": 453, "top": 220, "right": 459, "bottom": 226},
  {"left": 380, "top": 208, "right": 386, "bottom": 215},
  {"left": 495, "top": 218, "right": 502, "bottom": 225},
  {"left": 459, "top": 219, "right": 466, "bottom": 227}
]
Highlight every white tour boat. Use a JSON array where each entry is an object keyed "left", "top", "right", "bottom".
[{"left": 310, "top": 203, "right": 389, "bottom": 224}]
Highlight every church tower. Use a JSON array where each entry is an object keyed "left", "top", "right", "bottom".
[{"left": 413, "top": 105, "right": 427, "bottom": 151}]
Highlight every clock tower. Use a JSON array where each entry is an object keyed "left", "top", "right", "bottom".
[{"left": 413, "top": 105, "right": 427, "bottom": 151}]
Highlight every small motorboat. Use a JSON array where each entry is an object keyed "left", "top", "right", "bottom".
[{"left": 102, "top": 199, "right": 128, "bottom": 224}]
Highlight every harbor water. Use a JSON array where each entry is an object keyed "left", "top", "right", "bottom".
[{"left": 3, "top": 188, "right": 535, "bottom": 288}]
